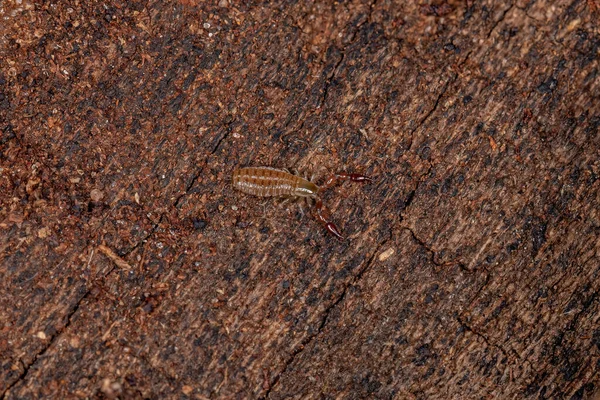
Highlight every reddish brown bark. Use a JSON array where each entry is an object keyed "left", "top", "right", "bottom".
[{"left": 1, "top": 0, "right": 599, "bottom": 398}]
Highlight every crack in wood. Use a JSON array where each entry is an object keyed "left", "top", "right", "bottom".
[
  {"left": 456, "top": 315, "right": 528, "bottom": 369},
  {"left": 408, "top": 76, "right": 452, "bottom": 153},
  {"left": 172, "top": 119, "right": 234, "bottom": 209},
  {"left": 455, "top": 315, "right": 517, "bottom": 362},
  {"left": 262, "top": 231, "right": 391, "bottom": 398},
  {"left": 406, "top": 46, "right": 473, "bottom": 154},
  {"left": 1, "top": 292, "right": 92, "bottom": 398},
  {"left": 319, "top": 0, "right": 377, "bottom": 109},
  {"left": 401, "top": 225, "right": 471, "bottom": 272},
  {"left": 1, "top": 245, "right": 109, "bottom": 399},
  {"left": 406, "top": 0, "right": 513, "bottom": 153},
  {"left": 541, "top": 284, "right": 600, "bottom": 398},
  {"left": 487, "top": 3, "right": 515, "bottom": 39}
]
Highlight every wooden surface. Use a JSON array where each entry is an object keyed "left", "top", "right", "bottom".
[{"left": 1, "top": 0, "right": 599, "bottom": 398}]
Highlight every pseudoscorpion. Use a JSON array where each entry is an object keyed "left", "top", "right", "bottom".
[{"left": 232, "top": 166, "right": 371, "bottom": 239}]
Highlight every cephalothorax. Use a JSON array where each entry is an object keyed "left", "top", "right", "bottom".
[{"left": 232, "top": 166, "right": 371, "bottom": 239}]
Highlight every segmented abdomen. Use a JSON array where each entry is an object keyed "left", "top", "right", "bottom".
[{"left": 233, "top": 167, "right": 301, "bottom": 197}]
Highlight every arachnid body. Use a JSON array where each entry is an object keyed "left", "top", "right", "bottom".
[{"left": 232, "top": 166, "right": 371, "bottom": 239}]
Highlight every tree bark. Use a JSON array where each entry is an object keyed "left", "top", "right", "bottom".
[{"left": 1, "top": 0, "right": 599, "bottom": 398}]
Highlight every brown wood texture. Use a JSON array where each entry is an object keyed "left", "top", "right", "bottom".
[{"left": 1, "top": 0, "right": 599, "bottom": 398}]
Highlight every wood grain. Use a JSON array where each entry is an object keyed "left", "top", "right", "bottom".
[{"left": 1, "top": 0, "right": 599, "bottom": 398}]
